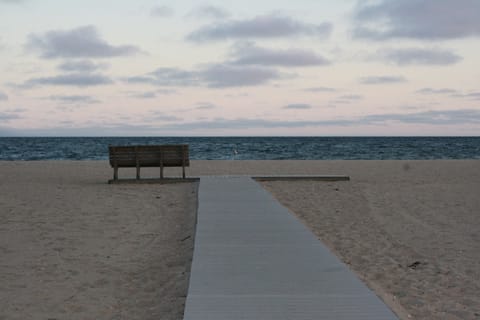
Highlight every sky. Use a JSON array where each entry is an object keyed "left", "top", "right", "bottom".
[{"left": 0, "top": 0, "right": 479, "bottom": 136}]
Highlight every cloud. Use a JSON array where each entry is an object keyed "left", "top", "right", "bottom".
[
  {"left": 0, "top": 111, "right": 21, "bottom": 121},
  {"left": 416, "top": 88, "right": 458, "bottom": 95},
  {"left": 201, "top": 64, "right": 282, "bottom": 88},
  {"left": 26, "top": 25, "right": 141, "bottom": 59},
  {"left": 338, "top": 94, "right": 363, "bottom": 100},
  {"left": 157, "top": 89, "right": 176, "bottom": 94},
  {"left": 380, "top": 48, "right": 462, "bottom": 66},
  {"left": 47, "top": 95, "right": 100, "bottom": 104},
  {"left": 229, "top": 42, "right": 330, "bottom": 67},
  {"left": 155, "top": 115, "right": 181, "bottom": 122},
  {"left": 329, "top": 94, "right": 363, "bottom": 107},
  {"left": 127, "top": 64, "right": 283, "bottom": 88},
  {"left": 150, "top": 6, "right": 174, "bottom": 17},
  {"left": 3, "top": 109, "right": 479, "bottom": 136},
  {"left": 0, "top": 36, "right": 7, "bottom": 51},
  {"left": 0, "top": 0, "right": 26, "bottom": 3},
  {"left": 163, "top": 109, "right": 480, "bottom": 130},
  {"left": 0, "top": 124, "right": 168, "bottom": 137},
  {"left": 359, "top": 76, "right": 406, "bottom": 84},
  {"left": 283, "top": 103, "right": 312, "bottom": 110},
  {"left": 452, "top": 91, "right": 480, "bottom": 100},
  {"left": 417, "top": 88, "right": 480, "bottom": 100},
  {"left": 149, "top": 111, "right": 181, "bottom": 122},
  {"left": 354, "top": 0, "right": 480, "bottom": 40},
  {"left": 128, "top": 89, "right": 174, "bottom": 99},
  {"left": 0, "top": 91, "right": 8, "bottom": 101},
  {"left": 363, "top": 109, "right": 480, "bottom": 125},
  {"left": 188, "top": 5, "right": 230, "bottom": 19},
  {"left": 331, "top": 94, "right": 364, "bottom": 105},
  {"left": 23, "top": 73, "right": 113, "bottom": 87},
  {"left": 127, "top": 68, "right": 199, "bottom": 86},
  {"left": 195, "top": 102, "right": 216, "bottom": 110},
  {"left": 161, "top": 118, "right": 353, "bottom": 130},
  {"left": 131, "top": 91, "right": 157, "bottom": 99},
  {"left": 305, "top": 87, "right": 336, "bottom": 92},
  {"left": 58, "top": 60, "right": 108, "bottom": 72},
  {"left": 187, "top": 13, "right": 332, "bottom": 42}
]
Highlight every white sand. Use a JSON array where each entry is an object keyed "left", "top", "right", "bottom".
[
  {"left": 1, "top": 160, "right": 479, "bottom": 319},
  {"left": 259, "top": 160, "right": 480, "bottom": 320},
  {"left": 0, "top": 161, "right": 197, "bottom": 320}
]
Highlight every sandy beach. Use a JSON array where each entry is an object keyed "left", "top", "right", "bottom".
[
  {"left": 1, "top": 160, "right": 479, "bottom": 319},
  {"left": 0, "top": 161, "right": 197, "bottom": 320}
]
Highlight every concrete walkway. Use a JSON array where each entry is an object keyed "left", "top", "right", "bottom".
[{"left": 183, "top": 176, "right": 398, "bottom": 320}]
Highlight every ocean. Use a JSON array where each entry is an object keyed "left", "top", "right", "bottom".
[{"left": 0, "top": 137, "right": 479, "bottom": 160}]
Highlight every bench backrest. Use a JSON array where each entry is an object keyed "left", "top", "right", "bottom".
[{"left": 109, "top": 145, "right": 189, "bottom": 168}]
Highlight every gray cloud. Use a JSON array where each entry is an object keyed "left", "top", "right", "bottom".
[
  {"left": 163, "top": 109, "right": 480, "bottom": 131},
  {"left": 157, "top": 89, "right": 176, "bottom": 94},
  {"left": 187, "top": 13, "right": 332, "bottom": 42},
  {"left": 338, "top": 94, "right": 363, "bottom": 101},
  {"left": 202, "top": 64, "right": 281, "bottom": 88},
  {"left": 0, "top": 0, "right": 26, "bottom": 3},
  {"left": 150, "top": 6, "right": 174, "bottom": 17},
  {"left": 354, "top": 0, "right": 480, "bottom": 40},
  {"left": 3, "top": 109, "right": 479, "bottom": 136},
  {"left": 125, "top": 75, "right": 158, "bottom": 84},
  {"left": 380, "top": 48, "right": 462, "bottom": 66},
  {"left": 417, "top": 88, "right": 480, "bottom": 100},
  {"left": 149, "top": 111, "right": 181, "bottom": 122},
  {"left": 58, "top": 60, "right": 108, "bottom": 72},
  {"left": 195, "top": 102, "right": 216, "bottom": 110},
  {"left": 0, "top": 91, "right": 8, "bottom": 101},
  {"left": 161, "top": 118, "right": 353, "bottom": 130},
  {"left": 27, "top": 25, "right": 141, "bottom": 59},
  {"left": 0, "top": 111, "right": 20, "bottom": 121},
  {"left": 188, "top": 5, "right": 230, "bottom": 19},
  {"left": 155, "top": 115, "right": 182, "bottom": 122},
  {"left": 127, "top": 68, "right": 199, "bottom": 86},
  {"left": 363, "top": 109, "right": 480, "bottom": 125},
  {"left": 0, "top": 124, "right": 167, "bottom": 137},
  {"left": 47, "top": 95, "right": 100, "bottom": 104},
  {"left": 230, "top": 42, "right": 330, "bottom": 67},
  {"left": 305, "top": 87, "right": 336, "bottom": 92},
  {"left": 284, "top": 103, "right": 312, "bottom": 110},
  {"left": 24, "top": 73, "right": 113, "bottom": 87},
  {"left": 126, "top": 64, "right": 282, "bottom": 88},
  {"left": 338, "top": 94, "right": 363, "bottom": 100},
  {"left": 359, "top": 76, "right": 406, "bottom": 85},
  {"left": 417, "top": 88, "right": 457, "bottom": 94},
  {"left": 416, "top": 88, "right": 458, "bottom": 95},
  {"left": 131, "top": 91, "right": 157, "bottom": 99},
  {"left": 452, "top": 92, "right": 480, "bottom": 100},
  {"left": 128, "top": 89, "right": 175, "bottom": 99},
  {"left": 331, "top": 94, "right": 364, "bottom": 105},
  {"left": 7, "top": 107, "right": 26, "bottom": 113}
]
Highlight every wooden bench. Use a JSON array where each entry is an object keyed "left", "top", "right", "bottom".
[{"left": 109, "top": 145, "right": 189, "bottom": 181}]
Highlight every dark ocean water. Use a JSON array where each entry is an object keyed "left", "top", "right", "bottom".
[{"left": 0, "top": 137, "right": 479, "bottom": 160}]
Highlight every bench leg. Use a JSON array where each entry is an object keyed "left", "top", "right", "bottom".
[
  {"left": 114, "top": 166, "right": 118, "bottom": 181},
  {"left": 160, "top": 166, "right": 164, "bottom": 179},
  {"left": 182, "top": 165, "right": 185, "bottom": 179},
  {"left": 136, "top": 166, "right": 140, "bottom": 180}
]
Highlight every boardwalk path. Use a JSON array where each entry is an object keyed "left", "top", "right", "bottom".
[{"left": 183, "top": 176, "right": 398, "bottom": 320}]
